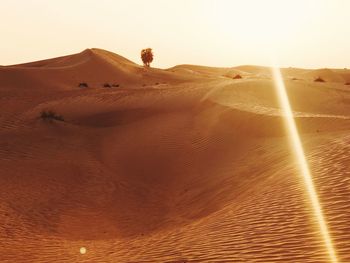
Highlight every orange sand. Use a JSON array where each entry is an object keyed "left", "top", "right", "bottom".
[{"left": 1, "top": 49, "right": 350, "bottom": 262}]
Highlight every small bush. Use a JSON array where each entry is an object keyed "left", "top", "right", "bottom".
[
  {"left": 232, "top": 74, "right": 242, "bottom": 79},
  {"left": 155, "top": 82, "right": 159, "bottom": 85},
  {"left": 40, "top": 110, "right": 64, "bottom": 122},
  {"left": 141, "top": 48, "right": 154, "bottom": 67},
  {"left": 103, "top": 83, "right": 111, "bottom": 88},
  {"left": 291, "top": 77, "right": 298, "bottom": 81},
  {"left": 112, "top": 84, "right": 120, "bottom": 88},
  {"left": 345, "top": 82, "right": 350, "bottom": 85},
  {"left": 314, "top": 77, "right": 325, "bottom": 82},
  {"left": 79, "top": 82, "right": 88, "bottom": 88}
]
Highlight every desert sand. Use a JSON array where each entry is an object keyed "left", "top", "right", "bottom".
[{"left": 0, "top": 48, "right": 350, "bottom": 262}]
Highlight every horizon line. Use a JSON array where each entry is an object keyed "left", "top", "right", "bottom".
[{"left": 1, "top": 47, "right": 349, "bottom": 71}]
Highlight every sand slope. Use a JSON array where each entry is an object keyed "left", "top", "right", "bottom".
[
  {"left": 0, "top": 48, "right": 194, "bottom": 92},
  {"left": 1, "top": 49, "right": 350, "bottom": 262}
]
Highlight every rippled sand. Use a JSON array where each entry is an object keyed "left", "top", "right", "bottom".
[{"left": 1, "top": 49, "right": 350, "bottom": 262}]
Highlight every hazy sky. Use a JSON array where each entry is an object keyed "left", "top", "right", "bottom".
[{"left": 1, "top": 0, "right": 349, "bottom": 68}]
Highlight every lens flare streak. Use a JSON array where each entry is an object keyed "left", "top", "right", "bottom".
[{"left": 271, "top": 67, "right": 338, "bottom": 263}]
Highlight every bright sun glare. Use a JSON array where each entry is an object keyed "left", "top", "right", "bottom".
[
  {"left": 272, "top": 67, "right": 339, "bottom": 263},
  {"left": 1, "top": 0, "right": 349, "bottom": 68},
  {"left": 207, "top": 0, "right": 315, "bottom": 57}
]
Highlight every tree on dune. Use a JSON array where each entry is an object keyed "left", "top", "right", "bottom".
[{"left": 141, "top": 48, "right": 154, "bottom": 67}]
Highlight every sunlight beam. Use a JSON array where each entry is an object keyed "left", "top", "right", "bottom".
[{"left": 271, "top": 67, "right": 339, "bottom": 263}]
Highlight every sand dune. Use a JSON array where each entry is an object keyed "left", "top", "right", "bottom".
[
  {"left": 0, "top": 49, "right": 193, "bottom": 92},
  {"left": 1, "top": 49, "right": 350, "bottom": 262},
  {"left": 302, "top": 68, "right": 346, "bottom": 83}
]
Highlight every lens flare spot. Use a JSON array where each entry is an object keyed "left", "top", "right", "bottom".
[{"left": 80, "top": 247, "right": 87, "bottom": 255}]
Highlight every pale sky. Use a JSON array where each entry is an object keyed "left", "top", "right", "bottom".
[{"left": 1, "top": 0, "right": 349, "bottom": 68}]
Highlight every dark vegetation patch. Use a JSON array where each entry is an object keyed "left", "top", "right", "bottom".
[
  {"left": 314, "top": 77, "right": 325, "bottom": 82},
  {"left": 78, "top": 82, "right": 88, "bottom": 88},
  {"left": 40, "top": 110, "right": 64, "bottom": 122}
]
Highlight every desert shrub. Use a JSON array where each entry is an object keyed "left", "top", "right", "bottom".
[
  {"left": 103, "top": 83, "right": 111, "bottom": 88},
  {"left": 345, "top": 82, "right": 350, "bottom": 85},
  {"left": 314, "top": 77, "right": 325, "bottom": 82},
  {"left": 291, "top": 77, "right": 298, "bottom": 81},
  {"left": 40, "top": 110, "right": 64, "bottom": 122},
  {"left": 78, "top": 82, "right": 88, "bottom": 88},
  {"left": 141, "top": 48, "right": 153, "bottom": 67},
  {"left": 232, "top": 74, "right": 242, "bottom": 79},
  {"left": 112, "top": 84, "right": 120, "bottom": 88},
  {"left": 155, "top": 82, "right": 159, "bottom": 85}
]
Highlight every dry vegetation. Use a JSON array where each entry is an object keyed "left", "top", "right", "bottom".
[{"left": 40, "top": 110, "right": 64, "bottom": 122}]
